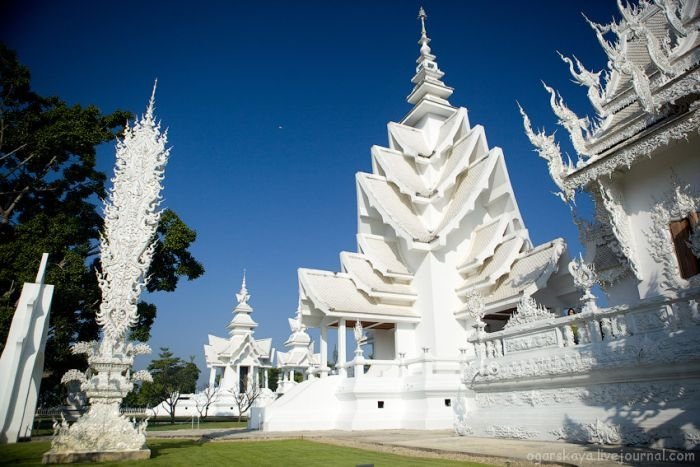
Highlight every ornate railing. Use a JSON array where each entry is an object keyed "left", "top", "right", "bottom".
[{"left": 469, "top": 288, "right": 700, "bottom": 361}]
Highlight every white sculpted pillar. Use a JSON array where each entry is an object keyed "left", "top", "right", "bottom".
[
  {"left": 338, "top": 319, "right": 347, "bottom": 377},
  {"left": 208, "top": 367, "right": 217, "bottom": 388},
  {"left": 44, "top": 84, "right": 167, "bottom": 462},
  {"left": 320, "top": 322, "right": 328, "bottom": 377}
]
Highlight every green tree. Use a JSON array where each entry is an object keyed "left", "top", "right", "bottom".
[
  {"left": 0, "top": 45, "right": 204, "bottom": 404},
  {"left": 136, "top": 348, "right": 200, "bottom": 424}
]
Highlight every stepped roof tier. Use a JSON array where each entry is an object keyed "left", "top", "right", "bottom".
[
  {"left": 297, "top": 7, "right": 578, "bottom": 341},
  {"left": 521, "top": 0, "right": 699, "bottom": 198},
  {"left": 204, "top": 273, "right": 274, "bottom": 369},
  {"left": 276, "top": 311, "right": 320, "bottom": 369},
  {"left": 521, "top": 0, "right": 700, "bottom": 285}
]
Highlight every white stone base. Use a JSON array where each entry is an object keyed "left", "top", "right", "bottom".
[
  {"left": 42, "top": 448, "right": 150, "bottom": 464},
  {"left": 259, "top": 373, "right": 464, "bottom": 432}
]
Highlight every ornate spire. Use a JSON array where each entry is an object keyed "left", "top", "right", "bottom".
[
  {"left": 228, "top": 270, "right": 257, "bottom": 336},
  {"left": 236, "top": 269, "right": 249, "bottom": 306},
  {"left": 406, "top": 7, "right": 454, "bottom": 106}
]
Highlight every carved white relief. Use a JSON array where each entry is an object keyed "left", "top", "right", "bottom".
[
  {"left": 574, "top": 207, "right": 629, "bottom": 285},
  {"left": 503, "top": 330, "right": 558, "bottom": 353},
  {"left": 552, "top": 418, "right": 621, "bottom": 445},
  {"left": 50, "top": 403, "right": 149, "bottom": 453},
  {"left": 518, "top": 104, "right": 573, "bottom": 201},
  {"left": 49, "top": 86, "right": 166, "bottom": 455},
  {"left": 353, "top": 320, "right": 367, "bottom": 346},
  {"left": 463, "top": 289, "right": 485, "bottom": 322},
  {"left": 647, "top": 173, "right": 700, "bottom": 289},
  {"left": 466, "top": 310, "right": 700, "bottom": 384},
  {"left": 475, "top": 382, "right": 697, "bottom": 408},
  {"left": 96, "top": 88, "right": 169, "bottom": 343},
  {"left": 504, "top": 295, "right": 555, "bottom": 330},
  {"left": 565, "top": 104, "right": 700, "bottom": 190},
  {"left": 568, "top": 254, "right": 599, "bottom": 313},
  {"left": 597, "top": 180, "right": 643, "bottom": 280},
  {"left": 486, "top": 425, "right": 539, "bottom": 439}
]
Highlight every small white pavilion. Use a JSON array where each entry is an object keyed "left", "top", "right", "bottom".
[
  {"left": 204, "top": 273, "right": 275, "bottom": 395},
  {"left": 275, "top": 310, "right": 320, "bottom": 394}
]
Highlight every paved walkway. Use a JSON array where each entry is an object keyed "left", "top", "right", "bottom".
[{"left": 147, "top": 427, "right": 698, "bottom": 466}]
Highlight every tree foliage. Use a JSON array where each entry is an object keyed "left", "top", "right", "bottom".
[
  {"left": 0, "top": 45, "right": 204, "bottom": 404},
  {"left": 134, "top": 348, "right": 200, "bottom": 423}
]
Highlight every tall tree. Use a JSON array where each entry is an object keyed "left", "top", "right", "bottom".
[
  {"left": 0, "top": 45, "right": 204, "bottom": 404},
  {"left": 137, "top": 348, "right": 200, "bottom": 424}
]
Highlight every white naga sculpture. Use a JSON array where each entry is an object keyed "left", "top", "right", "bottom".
[{"left": 43, "top": 84, "right": 169, "bottom": 462}]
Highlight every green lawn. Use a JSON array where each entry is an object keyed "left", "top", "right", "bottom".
[
  {"left": 0, "top": 439, "right": 491, "bottom": 466},
  {"left": 146, "top": 420, "right": 247, "bottom": 432}
]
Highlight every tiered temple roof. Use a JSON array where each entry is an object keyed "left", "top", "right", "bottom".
[
  {"left": 298, "top": 7, "right": 577, "bottom": 332},
  {"left": 204, "top": 273, "right": 274, "bottom": 368},
  {"left": 521, "top": 0, "right": 700, "bottom": 283}
]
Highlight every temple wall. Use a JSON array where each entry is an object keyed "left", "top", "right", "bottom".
[
  {"left": 616, "top": 135, "right": 700, "bottom": 300},
  {"left": 461, "top": 288, "right": 700, "bottom": 449}
]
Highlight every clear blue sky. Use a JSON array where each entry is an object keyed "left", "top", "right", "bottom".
[{"left": 2, "top": 1, "right": 619, "bottom": 379}]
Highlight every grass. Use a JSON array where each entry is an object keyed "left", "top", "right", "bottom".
[
  {"left": 145, "top": 420, "right": 247, "bottom": 432},
  {"left": 0, "top": 439, "right": 491, "bottom": 466}
]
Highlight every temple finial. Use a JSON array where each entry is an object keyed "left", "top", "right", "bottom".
[
  {"left": 417, "top": 7, "right": 431, "bottom": 56},
  {"left": 406, "top": 6, "right": 453, "bottom": 106},
  {"left": 236, "top": 269, "right": 250, "bottom": 305},
  {"left": 418, "top": 7, "right": 427, "bottom": 36}
]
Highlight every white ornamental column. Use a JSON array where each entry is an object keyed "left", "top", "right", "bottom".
[
  {"left": 209, "top": 368, "right": 217, "bottom": 388},
  {"left": 319, "top": 321, "right": 328, "bottom": 377},
  {"left": 338, "top": 319, "right": 347, "bottom": 377},
  {"left": 44, "top": 83, "right": 168, "bottom": 463}
]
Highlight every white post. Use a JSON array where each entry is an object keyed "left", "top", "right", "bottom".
[
  {"left": 263, "top": 369, "right": 268, "bottom": 389},
  {"left": 320, "top": 322, "right": 329, "bottom": 377},
  {"left": 208, "top": 367, "right": 217, "bottom": 388},
  {"left": 338, "top": 319, "right": 347, "bottom": 377}
]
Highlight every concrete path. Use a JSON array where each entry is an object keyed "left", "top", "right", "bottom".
[{"left": 147, "top": 428, "right": 698, "bottom": 466}]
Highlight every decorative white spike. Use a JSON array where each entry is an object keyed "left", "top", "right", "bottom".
[
  {"left": 542, "top": 82, "right": 592, "bottom": 156},
  {"left": 518, "top": 103, "right": 573, "bottom": 202},
  {"left": 96, "top": 85, "right": 170, "bottom": 342},
  {"left": 557, "top": 51, "right": 607, "bottom": 116},
  {"left": 583, "top": 13, "right": 625, "bottom": 66}
]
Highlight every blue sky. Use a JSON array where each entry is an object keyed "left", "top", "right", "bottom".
[{"left": 2, "top": 1, "right": 620, "bottom": 379}]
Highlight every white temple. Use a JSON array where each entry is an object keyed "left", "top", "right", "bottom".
[
  {"left": 176, "top": 273, "right": 276, "bottom": 417},
  {"left": 257, "top": 8, "right": 579, "bottom": 432},
  {"left": 205, "top": 273, "right": 274, "bottom": 391}
]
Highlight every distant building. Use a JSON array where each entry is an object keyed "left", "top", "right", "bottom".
[{"left": 152, "top": 273, "right": 276, "bottom": 418}]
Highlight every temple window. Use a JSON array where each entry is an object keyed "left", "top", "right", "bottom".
[{"left": 669, "top": 213, "right": 700, "bottom": 279}]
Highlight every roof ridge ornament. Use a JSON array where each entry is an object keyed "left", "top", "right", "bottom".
[
  {"left": 236, "top": 269, "right": 251, "bottom": 307},
  {"left": 418, "top": 7, "right": 431, "bottom": 56},
  {"left": 406, "top": 7, "right": 454, "bottom": 106}
]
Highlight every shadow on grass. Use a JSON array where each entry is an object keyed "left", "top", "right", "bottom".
[
  {"left": 203, "top": 427, "right": 255, "bottom": 440},
  {"left": 148, "top": 439, "right": 203, "bottom": 459}
]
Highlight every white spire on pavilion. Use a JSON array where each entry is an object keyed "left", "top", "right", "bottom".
[
  {"left": 407, "top": 7, "right": 454, "bottom": 106},
  {"left": 228, "top": 270, "right": 258, "bottom": 336}
]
